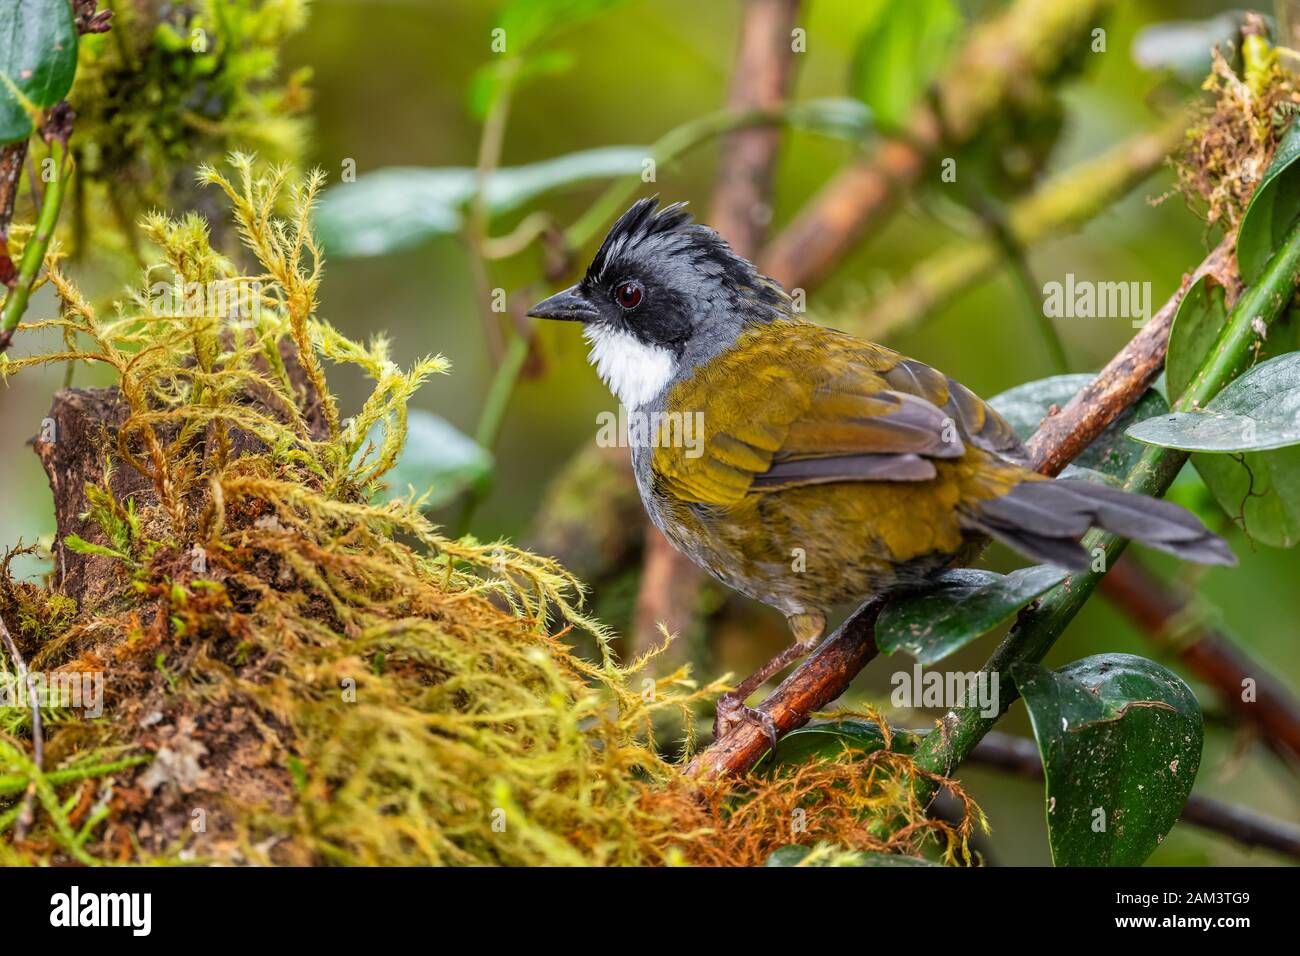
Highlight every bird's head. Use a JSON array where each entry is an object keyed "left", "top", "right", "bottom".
[{"left": 528, "top": 197, "right": 790, "bottom": 408}]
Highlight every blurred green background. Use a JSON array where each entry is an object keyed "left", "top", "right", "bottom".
[{"left": 2, "top": 0, "right": 1296, "bottom": 864}]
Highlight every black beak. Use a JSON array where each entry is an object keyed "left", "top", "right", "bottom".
[{"left": 527, "top": 285, "right": 599, "bottom": 322}]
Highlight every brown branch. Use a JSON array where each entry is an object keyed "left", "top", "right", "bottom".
[
  {"left": 0, "top": 141, "right": 28, "bottom": 291},
  {"left": 710, "top": 0, "right": 803, "bottom": 259},
  {"left": 759, "top": 0, "right": 1115, "bottom": 291},
  {"left": 686, "top": 235, "right": 1241, "bottom": 778},
  {"left": 630, "top": 0, "right": 801, "bottom": 659},
  {"left": 969, "top": 732, "right": 1300, "bottom": 861},
  {"left": 685, "top": 601, "right": 881, "bottom": 775},
  {"left": 1023, "top": 235, "right": 1239, "bottom": 476},
  {"left": 1101, "top": 555, "right": 1300, "bottom": 765}
]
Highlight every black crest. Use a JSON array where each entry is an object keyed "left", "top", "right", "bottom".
[
  {"left": 585, "top": 197, "right": 694, "bottom": 283},
  {"left": 581, "top": 197, "right": 790, "bottom": 317}
]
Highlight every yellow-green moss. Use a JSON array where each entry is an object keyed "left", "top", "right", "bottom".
[{"left": 0, "top": 156, "right": 978, "bottom": 866}]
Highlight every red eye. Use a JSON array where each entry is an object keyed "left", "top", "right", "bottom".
[{"left": 615, "top": 281, "right": 643, "bottom": 309}]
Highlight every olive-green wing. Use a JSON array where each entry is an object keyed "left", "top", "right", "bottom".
[{"left": 654, "top": 321, "right": 1019, "bottom": 506}]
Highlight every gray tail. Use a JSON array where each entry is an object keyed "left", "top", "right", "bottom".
[{"left": 965, "top": 478, "right": 1236, "bottom": 571}]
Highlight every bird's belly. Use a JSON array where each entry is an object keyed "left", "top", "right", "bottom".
[{"left": 644, "top": 481, "right": 964, "bottom": 616}]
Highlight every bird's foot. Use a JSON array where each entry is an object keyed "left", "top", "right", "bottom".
[{"left": 713, "top": 692, "right": 778, "bottom": 748}]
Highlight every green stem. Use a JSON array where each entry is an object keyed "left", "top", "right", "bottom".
[
  {"left": 475, "top": 334, "right": 530, "bottom": 450},
  {"left": 455, "top": 335, "right": 530, "bottom": 535},
  {"left": 0, "top": 754, "right": 150, "bottom": 798},
  {"left": 910, "top": 214, "right": 1300, "bottom": 788},
  {"left": 0, "top": 139, "right": 69, "bottom": 347},
  {"left": 979, "top": 204, "right": 1069, "bottom": 373},
  {"left": 466, "top": 60, "right": 520, "bottom": 363}
]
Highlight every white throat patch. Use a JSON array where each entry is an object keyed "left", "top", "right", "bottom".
[{"left": 582, "top": 323, "right": 676, "bottom": 408}]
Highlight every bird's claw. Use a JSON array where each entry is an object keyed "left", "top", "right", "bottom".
[{"left": 713, "top": 692, "right": 779, "bottom": 749}]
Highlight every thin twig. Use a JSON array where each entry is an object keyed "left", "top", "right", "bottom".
[
  {"left": 969, "top": 732, "right": 1300, "bottom": 861},
  {"left": 0, "top": 613, "right": 43, "bottom": 841},
  {"left": 708, "top": 0, "right": 802, "bottom": 259},
  {"left": 1023, "top": 235, "right": 1239, "bottom": 476},
  {"left": 464, "top": 59, "right": 520, "bottom": 364}
]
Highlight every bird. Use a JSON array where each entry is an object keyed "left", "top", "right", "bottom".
[{"left": 528, "top": 197, "right": 1235, "bottom": 745}]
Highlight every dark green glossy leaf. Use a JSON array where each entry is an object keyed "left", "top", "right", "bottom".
[
  {"left": 1164, "top": 274, "right": 1233, "bottom": 404},
  {"left": 765, "top": 845, "right": 935, "bottom": 867},
  {"left": 849, "top": 0, "right": 961, "bottom": 132},
  {"left": 1237, "top": 118, "right": 1300, "bottom": 284},
  {"left": 361, "top": 410, "right": 493, "bottom": 511},
  {"left": 1127, "top": 352, "right": 1300, "bottom": 452},
  {"left": 1156, "top": 275, "right": 1300, "bottom": 546},
  {"left": 316, "top": 146, "right": 648, "bottom": 257},
  {"left": 0, "top": 0, "right": 78, "bottom": 143},
  {"left": 1012, "top": 653, "right": 1203, "bottom": 867},
  {"left": 876, "top": 566, "right": 1068, "bottom": 664},
  {"left": 761, "top": 719, "right": 921, "bottom": 771},
  {"left": 990, "top": 373, "right": 1170, "bottom": 479},
  {"left": 1131, "top": 12, "right": 1251, "bottom": 82}
]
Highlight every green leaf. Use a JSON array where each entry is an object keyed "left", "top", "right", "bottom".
[
  {"left": 760, "top": 719, "right": 921, "bottom": 771},
  {"left": 1131, "top": 12, "right": 1251, "bottom": 83},
  {"left": 1153, "top": 274, "right": 1300, "bottom": 546},
  {"left": 317, "top": 167, "right": 473, "bottom": 256},
  {"left": 484, "top": 146, "right": 648, "bottom": 213},
  {"left": 784, "top": 98, "right": 874, "bottom": 141},
  {"left": 363, "top": 411, "right": 493, "bottom": 511},
  {"left": 496, "top": 0, "right": 628, "bottom": 55},
  {"left": 990, "top": 373, "right": 1170, "bottom": 479},
  {"left": 1164, "top": 274, "right": 1233, "bottom": 403},
  {"left": 876, "top": 565, "right": 1069, "bottom": 664},
  {"left": 62, "top": 534, "right": 130, "bottom": 562},
  {"left": 1011, "top": 653, "right": 1202, "bottom": 867},
  {"left": 765, "top": 845, "right": 935, "bottom": 867},
  {"left": 316, "top": 146, "right": 648, "bottom": 257},
  {"left": 849, "top": 0, "right": 962, "bottom": 131},
  {"left": 0, "top": 0, "right": 79, "bottom": 143},
  {"left": 1127, "top": 352, "right": 1300, "bottom": 452},
  {"left": 470, "top": 0, "right": 630, "bottom": 119},
  {"left": 468, "top": 48, "right": 575, "bottom": 121},
  {"left": 1237, "top": 118, "right": 1300, "bottom": 285}
]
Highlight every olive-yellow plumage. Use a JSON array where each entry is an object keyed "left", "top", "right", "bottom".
[
  {"left": 529, "top": 198, "right": 1233, "bottom": 739},
  {"left": 650, "top": 319, "right": 1029, "bottom": 621}
]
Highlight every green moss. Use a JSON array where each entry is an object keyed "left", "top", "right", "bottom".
[
  {"left": 0, "top": 156, "right": 979, "bottom": 866},
  {"left": 67, "top": 1, "right": 310, "bottom": 266}
]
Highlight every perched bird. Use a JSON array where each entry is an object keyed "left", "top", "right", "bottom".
[{"left": 529, "top": 198, "right": 1234, "bottom": 743}]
